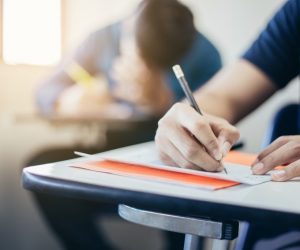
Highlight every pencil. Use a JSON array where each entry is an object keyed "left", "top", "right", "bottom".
[
  {"left": 74, "top": 151, "right": 92, "bottom": 157},
  {"left": 172, "top": 65, "right": 228, "bottom": 174}
]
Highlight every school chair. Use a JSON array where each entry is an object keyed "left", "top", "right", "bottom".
[
  {"left": 261, "top": 103, "right": 300, "bottom": 148},
  {"left": 118, "top": 204, "right": 239, "bottom": 250}
]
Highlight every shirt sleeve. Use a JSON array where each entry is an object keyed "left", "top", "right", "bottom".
[
  {"left": 242, "top": 0, "right": 300, "bottom": 89},
  {"left": 72, "top": 29, "right": 108, "bottom": 75},
  {"left": 36, "top": 27, "right": 112, "bottom": 114}
]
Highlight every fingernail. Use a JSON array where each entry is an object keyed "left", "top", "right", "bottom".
[
  {"left": 252, "top": 162, "right": 264, "bottom": 173},
  {"left": 252, "top": 158, "right": 259, "bottom": 165},
  {"left": 222, "top": 141, "right": 231, "bottom": 156},
  {"left": 217, "top": 166, "right": 224, "bottom": 172},
  {"left": 272, "top": 170, "right": 286, "bottom": 179},
  {"left": 213, "top": 150, "right": 222, "bottom": 161}
]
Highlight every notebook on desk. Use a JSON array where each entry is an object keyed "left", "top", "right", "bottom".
[{"left": 70, "top": 144, "right": 272, "bottom": 190}]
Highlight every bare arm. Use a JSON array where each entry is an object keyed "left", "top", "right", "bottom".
[{"left": 194, "top": 59, "right": 277, "bottom": 123}]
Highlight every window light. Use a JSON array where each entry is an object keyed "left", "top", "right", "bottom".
[{"left": 3, "top": 0, "right": 61, "bottom": 65}]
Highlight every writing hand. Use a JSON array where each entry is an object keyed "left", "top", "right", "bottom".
[{"left": 155, "top": 103, "right": 240, "bottom": 171}]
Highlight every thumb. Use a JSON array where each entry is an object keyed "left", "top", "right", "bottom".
[
  {"left": 272, "top": 159, "right": 300, "bottom": 181},
  {"left": 216, "top": 125, "right": 240, "bottom": 157}
]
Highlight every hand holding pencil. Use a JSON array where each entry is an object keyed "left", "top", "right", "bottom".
[{"left": 155, "top": 65, "right": 240, "bottom": 172}]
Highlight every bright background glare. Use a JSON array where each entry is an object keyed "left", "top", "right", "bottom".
[{"left": 3, "top": 0, "right": 61, "bottom": 65}]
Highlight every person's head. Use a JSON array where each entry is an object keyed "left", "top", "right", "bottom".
[{"left": 134, "top": 0, "right": 197, "bottom": 70}]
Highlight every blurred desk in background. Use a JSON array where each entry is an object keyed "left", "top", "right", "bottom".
[{"left": 14, "top": 110, "right": 159, "bottom": 166}]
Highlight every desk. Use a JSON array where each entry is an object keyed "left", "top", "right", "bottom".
[
  {"left": 15, "top": 112, "right": 158, "bottom": 166},
  {"left": 22, "top": 142, "right": 300, "bottom": 228},
  {"left": 15, "top": 111, "right": 158, "bottom": 140}
]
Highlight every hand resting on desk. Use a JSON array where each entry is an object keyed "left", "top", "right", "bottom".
[{"left": 252, "top": 135, "right": 300, "bottom": 181}]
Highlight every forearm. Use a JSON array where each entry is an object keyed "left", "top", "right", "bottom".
[
  {"left": 195, "top": 91, "right": 237, "bottom": 123},
  {"left": 193, "top": 59, "right": 277, "bottom": 124},
  {"left": 36, "top": 73, "right": 73, "bottom": 115}
]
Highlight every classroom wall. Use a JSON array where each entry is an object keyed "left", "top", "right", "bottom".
[{"left": 0, "top": 0, "right": 298, "bottom": 249}]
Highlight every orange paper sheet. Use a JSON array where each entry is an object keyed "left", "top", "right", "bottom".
[
  {"left": 71, "top": 151, "right": 261, "bottom": 190},
  {"left": 223, "top": 151, "right": 284, "bottom": 170},
  {"left": 73, "top": 160, "right": 240, "bottom": 190},
  {"left": 223, "top": 151, "right": 256, "bottom": 165}
]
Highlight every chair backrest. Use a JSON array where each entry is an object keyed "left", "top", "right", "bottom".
[{"left": 261, "top": 103, "right": 300, "bottom": 148}]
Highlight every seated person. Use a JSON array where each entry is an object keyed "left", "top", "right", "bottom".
[
  {"left": 32, "top": 1, "right": 222, "bottom": 250},
  {"left": 155, "top": 0, "right": 300, "bottom": 249},
  {"left": 36, "top": 0, "right": 221, "bottom": 119}
]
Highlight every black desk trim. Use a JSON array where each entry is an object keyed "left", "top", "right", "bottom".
[{"left": 23, "top": 171, "right": 300, "bottom": 227}]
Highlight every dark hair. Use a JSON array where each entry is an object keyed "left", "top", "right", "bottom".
[{"left": 135, "top": 0, "right": 196, "bottom": 69}]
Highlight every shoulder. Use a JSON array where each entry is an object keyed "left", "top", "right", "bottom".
[
  {"left": 87, "top": 22, "right": 122, "bottom": 46},
  {"left": 73, "top": 22, "right": 122, "bottom": 73},
  {"left": 282, "top": 0, "right": 300, "bottom": 17},
  {"left": 242, "top": 0, "right": 300, "bottom": 88},
  {"left": 184, "top": 32, "right": 221, "bottom": 65},
  {"left": 79, "top": 22, "right": 122, "bottom": 62},
  {"left": 179, "top": 31, "right": 222, "bottom": 74},
  {"left": 268, "top": 0, "right": 300, "bottom": 35},
  {"left": 194, "top": 32, "right": 218, "bottom": 51},
  {"left": 192, "top": 32, "right": 220, "bottom": 56},
  {"left": 163, "top": 31, "right": 222, "bottom": 99}
]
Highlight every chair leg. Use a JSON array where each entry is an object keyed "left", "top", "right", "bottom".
[
  {"left": 212, "top": 239, "right": 230, "bottom": 250},
  {"left": 184, "top": 237, "right": 230, "bottom": 250},
  {"left": 184, "top": 234, "right": 201, "bottom": 250}
]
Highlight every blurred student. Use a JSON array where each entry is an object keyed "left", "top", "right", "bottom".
[
  {"left": 33, "top": 1, "right": 222, "bottom": 250},
  {"left": 155, "top": 0, "right": 300, "bottom": 249},
  {"left": 36, "top": 0, "right": 221, "bottom": 119}
]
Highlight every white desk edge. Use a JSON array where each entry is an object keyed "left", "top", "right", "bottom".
[{"left": 24, "top": 142, "right": 300, "bottom": 216}]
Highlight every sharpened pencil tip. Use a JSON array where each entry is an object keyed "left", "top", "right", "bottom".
[{"left": 224, "top": 167, "right": 228, "bottom": 174}]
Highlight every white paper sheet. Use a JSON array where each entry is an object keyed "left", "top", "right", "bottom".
[{"left": 100, "top": 146, "right": 271, "bottom": 185}]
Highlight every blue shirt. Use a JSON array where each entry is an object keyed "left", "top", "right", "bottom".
[{"left": 243, "top": 0, "right": 300, "bottom": 89}]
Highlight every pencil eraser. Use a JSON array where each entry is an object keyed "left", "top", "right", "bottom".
[{"left": 172, "top": 65, "right": 184, "bottom": 78}]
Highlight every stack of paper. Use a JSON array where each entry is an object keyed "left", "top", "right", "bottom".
[{"left": 70, "top": 147, "right": 272, "bottom": 190}]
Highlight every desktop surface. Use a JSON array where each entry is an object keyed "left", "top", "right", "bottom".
[{"left": 23, "top": 142, "right": 300, "bottom": 227}]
